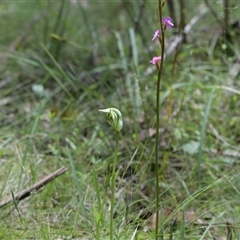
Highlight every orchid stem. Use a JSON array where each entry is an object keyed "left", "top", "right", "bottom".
[
  {"left": 155, "top": 1, "right": 165, "bottom": 239},
  {"left": 110, "top": 131, "right": 119, "bottom": 240}
]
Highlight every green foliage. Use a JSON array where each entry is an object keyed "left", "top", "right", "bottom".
[{"left": 0, "top": 0, "right": 240, "bottom": 239}]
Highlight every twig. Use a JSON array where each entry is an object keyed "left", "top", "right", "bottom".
[
  {"left": 129, "top": 0, "right": 146, "bottom": 59},
  {"left": 165, "top": 5, "right": 208, "bottom": 56},
  {"left": 133, "top": 0, "right": 146, "bottom": 34},
  {"left": 0, "top": 167, "right": 67, "bottom": 208},
  {"left": 227, "top": 221, "right": 233, "bottom": 240},
  {"left": 224, "top": 0, "right": 229, "bottom": 31},
  {"left": 208, "top": 148, "right": 240, "bottom": 158},
  {"left": 167, "top": 0, "right": 176, "bottom": 27},
  {"left": 179, "top": 0, "right": 187, "bottom": 43},
  {"left": 9, "top": 14, "right": 41, "bottom": 51},
  {"left": 204, "top": 0, "right": 223, "bottom": 29},
  {"left": 1, "top": 14, "right": 41, "bottom": 66}
]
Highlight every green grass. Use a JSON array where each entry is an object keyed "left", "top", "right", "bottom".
[{"left": 0, "top": 0, "right": 240, "bottom": 239}]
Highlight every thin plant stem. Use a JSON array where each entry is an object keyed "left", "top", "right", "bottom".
[
  {"left": 224, "top": 0, "right": 229, "bottom": 32},
  {"left": 155, "top": 1, "right": 165, "bottom": 239},
  {"left": 110, "top": 131, "right": 120, "bottom": 240}
]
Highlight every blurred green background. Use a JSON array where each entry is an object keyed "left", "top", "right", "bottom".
[{"left": 0, "top": 0, "right": 240, "bottom": 239}]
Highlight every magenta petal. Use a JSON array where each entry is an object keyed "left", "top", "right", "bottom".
[
  {"left": 150, "top": 56, "right": 161, "bottom": 64},
  {"left": 162, "top": 16, "right": 174, "bottom": 28},
  {"left": 152, "top": 29, "right": 161, "bottom": 41}
]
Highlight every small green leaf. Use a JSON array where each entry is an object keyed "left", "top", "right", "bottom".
[{"left": 182, "top": 141, "right": 200, "bottom": 154}]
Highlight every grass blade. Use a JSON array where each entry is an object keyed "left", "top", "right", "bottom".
[{"left": 197, "top": 89, "right": 215, "bottom": 183}]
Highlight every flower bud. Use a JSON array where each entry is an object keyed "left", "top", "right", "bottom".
[{"left": 99, "top": 108, "right": 123, "bottom": 131}]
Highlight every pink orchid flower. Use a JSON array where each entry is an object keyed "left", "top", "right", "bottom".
[
  {"left": 152, "top": 29, "right": 161, "bottom": 41},
  {"left": 162, "top": 16, "right": 174, "bottom": 28},
  {"left": 152, "top": 17, "right": 174, "bottom": 41},
  {"left": 150, "top": 56, "right": 161, "bottom": 64}
]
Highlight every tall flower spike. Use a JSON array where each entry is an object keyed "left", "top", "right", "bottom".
[{"left": 99, "top": 107, "right": 123, "bottom": 131}]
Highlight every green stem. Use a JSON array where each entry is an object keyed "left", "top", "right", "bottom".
[
  {"left": 110, "top": 131, "right": 119, "bottom": 240},
  {"left": 155, "top": 1, "right": 165, "bottom": 239}
]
